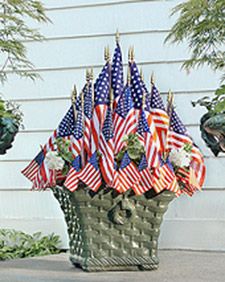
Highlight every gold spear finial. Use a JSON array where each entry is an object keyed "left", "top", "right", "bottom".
[
  {"left": 127, "top": 65, "right": 131, "bottom": 85},
  {"left": 104, "top": 46, "right": 110, "bottom": 62},
  {"left": 128, "top": 47, "right": 131, "bottom": 61},
  {"left": 150, "top": 72, "right": 155, "bottom": 85},
  {"left": 167, "top": 89, "right": 174, "bottom": 116},
  {"left": 71, "top": 84, "right": 77, "bottom": 104},
  {"left": 86, "top": 69, "right": 90, "bottom": 82},
  {"left": 89, "top": 68, "right": 94, "bottom": 81},
  {"left": 115, "top": 29, "right": 120, "bottom": 44},
  {"left": 71, "top": 84, "right": 77, "bottom": 118},
  {"left": 130, "top": 46, "right": 134, "bottom": 62}
]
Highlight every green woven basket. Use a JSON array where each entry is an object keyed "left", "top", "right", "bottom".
[{"left": 52, "top": 185, "right": 174, "bottom": 272}]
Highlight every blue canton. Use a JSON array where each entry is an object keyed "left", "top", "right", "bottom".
[
  {"left": 35, "top": 150, "right": 45, "bottom": 166},
  {"left": 58, "top": 106, "right": 76, "bottom": 137},
  {"left": 94, "top": 63, "right": 110, "bottom": 106},
  {"left": 84, "top": 83, "right": 93, "bottom": 120},
  {"left": 102, "top": 107, "right": 113, "bottom": 141},
  {"left": 120, "top": 152, "right": 131, "bottom": 169},
  {"left": 89, "top": 151, "right": 99, "bottom": 170},
  {"left": 138, "top": 110, "right": 150, "bottom": 136},
  {"left": 74, "top": 109, "right": 83, "bottom": 140},
  {"left": 170, "top": 108, "right": 187, "bottom": 135},
  {"left": 115, "top": 85, "right": 134, "bottom": 118},
  {"left": 112, "top": 43, "right": 124, "bottom": 99},
  {"left": 150, "top": 85, "right": 166, "bottom": 111},
  {"left": 138, "top": 155, "right": 148, "bottom": 171},
  {"left": 72, "top": 155, "right": 81, "bottom": 171},
  {"left": 129, "top": 62, "right": 143, "bottom": 109}
]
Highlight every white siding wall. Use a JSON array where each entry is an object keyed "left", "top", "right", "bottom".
[{"left": 0, "top": 0, "right": 224, "bottom": 250}]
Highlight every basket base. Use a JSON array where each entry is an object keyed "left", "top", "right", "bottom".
[{"left": 69, "top": 254, "right": 159, "bottom": 272}]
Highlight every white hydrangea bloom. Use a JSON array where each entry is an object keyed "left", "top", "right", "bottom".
[
  {"left": 169, "top": 148, "right": 191, "bottom": 168},
  {"left": 45, "top": 151, "right": 65, "bottom": 170}
]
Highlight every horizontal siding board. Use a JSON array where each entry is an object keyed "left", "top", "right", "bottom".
[
  {"left": 0, "top": 191, "right": 63, "bottom": 218},
  {"left": 164, "top": 191, "right": 225, "bottom": 220},
  {"left": 159, "top": 219, "right": 225, "bottom": 251},
  {"left": 3, "top": 65, "right": 220, "bottom": 100},
  {"left": 32, "top": 1, "right": 180, "bottom": 38},
  {"left": 25, "top": 32, "right": 189, "bottom": 70},
  {"left": 0, "top": 158, "right": 224, "bottom": 189}
]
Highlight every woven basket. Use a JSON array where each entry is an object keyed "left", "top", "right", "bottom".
[{"left": 52, "top": 185, "right": 174, "bottom": 272}]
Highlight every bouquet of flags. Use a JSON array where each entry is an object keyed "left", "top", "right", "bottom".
[{"left": 22, "top": 33, "right": 206, "bottom": 197}]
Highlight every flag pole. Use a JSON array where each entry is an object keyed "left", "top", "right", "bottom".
[
  {"left": 71, "top": 84, "right": 77, "bottom": 120},
  {"left": 115, "top": 29, "right": 120, "bottom": 44}
]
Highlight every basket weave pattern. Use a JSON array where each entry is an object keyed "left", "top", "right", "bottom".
[{"left": 52, "top": 186, "right": 174, "bottom": 271}]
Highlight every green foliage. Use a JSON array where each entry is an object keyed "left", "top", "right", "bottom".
[
  {"left": 0, "top": 229, "right": 61, "bottom": 261},
  {"left": 55, "top": 138, "right": 74, "bottom": 176},
  {"left": 192, "top": 84, "right": 225, "bottom": 113},
  {"left": 116, "top": 133, "right": 145, "bottom": 166},
  {"left": 0, "top": 95, "right": 23, "bottom": 126},
  {"left": 165, "top": 0, "right": 225, "bottom": 79},
  {"left": 0, "top": 0, "right": 49, "bottom": 83}
]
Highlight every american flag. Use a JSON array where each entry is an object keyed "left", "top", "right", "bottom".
[
  {"left": 91, "top": 62, "right": 110, "bottom": 152},
  {"left": 99, "top": 107, "right": 114, "bottom": 186},
  {"left": 64, "top": 155, "right": 81, "bottom": 192},
  {"left": 22, "top": 102, "right": 80, "bottom": 189},
  {"left": 83, "top": 82, "right": 93, "bottom": 159},
  {"left": 138, "top": 110, "right": 160, "bottom": 169},
  {"left": 78, "top": 151, "right": 102, "bottom": 192},
  {"left": 111, "top": 42, "right": 124, "bottom": 108},
  {"left": 21, "top": 149, "right": 46, "bottom": 183},
  {"left": 153, "top": 159, "right": 176, "bottom": 193},
  {"left": 143, "top": 86, "right": 161, "bottom": 152},
  {"left": 118, "top": 152, "right": 140, "bottom": 193},
  {"left": 150, "top": 84, "right": 169, "bottom": 153},
  {"left": 57, "top": 105, "right": 78, "bottom": 158},
  {"left": 136, "top": 155, "right": 153, "bottom": 195},
  {"left": 113, "top": 84, "right": 136, "bottom": 154},
  {"left": 168, "top": 107, "right": 206, "bottom": 188},
  {"left": 129, "top": 61, "right": 144, "bottom": 121},
  {"left": 70, "top": 100, "right": 84, "bottom": 162}
]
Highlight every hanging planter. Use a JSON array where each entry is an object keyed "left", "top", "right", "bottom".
[
  {"left": 193, "top": 85, "right": 225, "bottom": 156},
  {"left": 0, "top": 98, "right": 23, "bottom": 155}
]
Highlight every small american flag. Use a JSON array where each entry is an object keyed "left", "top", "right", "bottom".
[
  {"left": 99, "top": 107, "right": 115, "bottom": 186},
  {"left": 150, "top": 84, "right": 169, "bottom": 153},
  {"left": 118, "top": 152, "right": 140, "bottom": 193},
  {"left": 83, "top": 82, "right": 93, "bottom": 159},
  {"left": 168, "top": 107, "right": 206, "bottom": 188},
  {"left": 70, "top": 103, "right": 84, "bottom": 161},
  {"left": 129, "top": 61, "right": 144, "bottom": 121},
  {"left": 64, "top": 155, "right": 81, "bottom": 192},
  {"left": 138, "top": 110, "right": 160, "bottom": 169},
  {"left": 91, "top": 63, "right": 110, "bottom": 152},
  {"left": 22, "top": 103, "right": 78, "bottom": 189},
  {"left": 113, "top": 85, "right": 136, "bottom": 154},
  {"left": 112, "top": 42, "right": 124, "bottom": 108},
  {"left": 136, "top": 155, "right": 153, "bottom": 195},
  {"left": 78, "top": 151, "right": 102, "bottom": 192},
  {"left": 22, "top": 150, "right": 45, "bottom": 183},
  {"left": 153, "top": 159, "right": 176, "bottom": 193}
]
